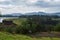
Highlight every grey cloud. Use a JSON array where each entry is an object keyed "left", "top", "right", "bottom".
[
  {"left": 0, "top": 0, "right": 60, "bottom": 7},
  {"left": 0, "top": 1, "right": 11, "bottom": 5},
  {"left": 0, "top": 0, "right": 27, "bottom": 5},
  {"left": 34, "top": 0, "right": 60, "bottom": 8},
  {"left": 0, "top": 0, "right": 60, "bottom": 14}
]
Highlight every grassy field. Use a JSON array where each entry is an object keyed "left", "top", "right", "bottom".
[
  {"left": 0, "top": 32, "right": 60, "bottom": 40},
  {"left": 13, "top": 18, "right": 27, "bottom": 26},
  {"left": 5, "top": 18, "right": 27, "bottom": 26}
]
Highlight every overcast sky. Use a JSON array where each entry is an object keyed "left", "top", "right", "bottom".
[{"left": 0, "top": 0, "right": 60, "bottom": 14}]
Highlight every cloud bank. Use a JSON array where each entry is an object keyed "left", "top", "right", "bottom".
[{"left": 0, "top": 0, "right": 60, "bottom": 14}]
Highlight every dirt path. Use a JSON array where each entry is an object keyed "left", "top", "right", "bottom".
[{"left": 30, "top": 32, "right": 60, "bottom": 38}]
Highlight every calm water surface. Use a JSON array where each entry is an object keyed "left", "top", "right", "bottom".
[{"left": 0, "top": 17, "right": 18, "bottom": 23}]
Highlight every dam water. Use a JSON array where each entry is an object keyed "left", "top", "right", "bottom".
[{"left": 0, "top": 17, "right": 18, "bottom": 23}]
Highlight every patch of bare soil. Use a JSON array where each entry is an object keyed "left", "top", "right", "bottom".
[{"left": 30, "top": 32, "right": 60, "bottom": 38}]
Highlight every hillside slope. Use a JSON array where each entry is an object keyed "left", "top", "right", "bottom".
[{"left": 0, "top": 32, "right": 60, "bottom": 40}]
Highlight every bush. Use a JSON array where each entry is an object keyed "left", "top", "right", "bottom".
[
  {"left": 54, "top": 23, "right": 60, "bottom": 32},
  {"left": 15, "top": 21, "right": 38, "bottom": 34}
]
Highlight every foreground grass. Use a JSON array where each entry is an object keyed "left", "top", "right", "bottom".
[{"left": 0, "top": 32, "right": 60, "bottom": 40}]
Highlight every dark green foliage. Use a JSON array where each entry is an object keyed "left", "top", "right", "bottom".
[
  {"left": 54, "top": 23, "right": 60, "bottom": 31},
  {"left": 0, "top": 15, "right": 60, "bottom": 34}
]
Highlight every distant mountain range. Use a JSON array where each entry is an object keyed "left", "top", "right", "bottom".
[
  {"left": 51, "top": 12, "right": 60, "bottom": 16},
  {"left": 2, "top": 13, "right": 23, "bottom": 17},
  {"left": 9, "top": 13, "right": 23, "bottom": 16},
  {"left": 24, "top": 12, "right": 46, "bottom": 15},
  {"left": 2, "top": 12, "right": 60, "bottom": 17},
  {"left": 24, "top": 12, "right": 60, "bottom": 16}
]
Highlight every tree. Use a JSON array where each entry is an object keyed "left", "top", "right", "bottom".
[{"left": 54, "top": 23, "right": 60, "bottom": 32}]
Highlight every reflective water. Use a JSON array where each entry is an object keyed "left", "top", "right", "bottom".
[{"left": 0, "top": 17, "right": 18, "bottom": 23}]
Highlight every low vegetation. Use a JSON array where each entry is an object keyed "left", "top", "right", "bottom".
[
  {"left": 0, "top": 32, "right": 60, "bottom": 40},
  {"left": 0, "top": 15, "right": 60, "bottom": 40}
]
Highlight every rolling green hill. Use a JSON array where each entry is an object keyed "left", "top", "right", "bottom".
[{"left": 13, "top": 18, "right": 27, "bottom": 26}]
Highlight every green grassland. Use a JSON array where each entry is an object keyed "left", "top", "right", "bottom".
[
  {"left": 13, "top": 18, "right": 27, "bottom": 25},
  {"left": 0, "top": 32, "right": 60, "bottom": 40},
  {"left": 5, "top": 18, "right": 27, "bottom": 26}
]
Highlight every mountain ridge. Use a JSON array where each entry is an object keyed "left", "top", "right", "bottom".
[{"left": 2, "top": 12, "right": 60, "bottom": 16}]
